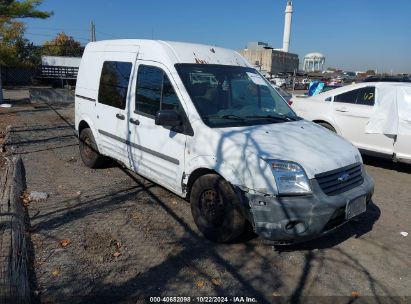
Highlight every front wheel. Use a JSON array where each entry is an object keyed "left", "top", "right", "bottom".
[{"left": 190, "top": 174, "right": 245, "bottom": 243}]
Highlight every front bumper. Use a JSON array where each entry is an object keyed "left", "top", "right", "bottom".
[{"left": 244, "top": 172, "right": 374, "bottom": 243}]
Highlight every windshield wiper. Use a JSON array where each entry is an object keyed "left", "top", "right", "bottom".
[
  {"left": 245, "top": 114, "right": 299, "bottom": 121},
  {"left": 205, "top": 114, "right": 245, "bottom": 121}
]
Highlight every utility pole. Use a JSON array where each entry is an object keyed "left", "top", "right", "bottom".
[{"left": 90, "top": 21, "right": 96, "bottom": 42}]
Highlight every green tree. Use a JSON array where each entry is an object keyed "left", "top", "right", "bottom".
[
  {"left": 43, "top": 32, "right": 84, "bottom": 57},
  {"left": 0, "top": 0, "right": 51, "bottom": 19},
  {"left": 0, "top": 0, "right": 52, "bottom": 66},
  {"left": 0, "top": 0, "right": 51, "bottom": 101},
  {"left": 0, "top": 18, "right": 27, "bottom": 66}
]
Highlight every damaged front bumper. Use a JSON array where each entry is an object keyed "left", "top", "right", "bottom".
[{"left": 242, "top": 172, "right": 374, "bottom": 243}]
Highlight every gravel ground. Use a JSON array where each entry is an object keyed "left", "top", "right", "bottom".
[{"left": 1, "top": 89, "right": 410, "bottom": 304}]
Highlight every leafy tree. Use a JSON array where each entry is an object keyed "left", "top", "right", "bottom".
[
  {"left": 43, "top": 32, "right": 84, "bottom": 57},
  {"left": 0, "top": 0, "right": 51, "bottom": 102},
  {"left": 0, "top": 0, "right": 52, "bottom": 66},
  {"left": 0, "top": 0, "right": 51, "bottom": 19},
  {"left": 0, "top": 18, "right": 27, "bottom": 65}
]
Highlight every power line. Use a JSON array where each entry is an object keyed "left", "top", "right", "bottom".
[
  {"left": 25, "top": 32, "right": 89, "bottom": 42},
  {"left": 26, "top": 26, "right": 119, "bottom": 41},
  {"left": 27, "top": 26, "right": 89, "bottom": 32},
  {"left": 96, "top": 30, "right": 119, "bottom": 39}
]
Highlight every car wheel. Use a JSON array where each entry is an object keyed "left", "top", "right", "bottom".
[
  {"left": 318, "top": 122, "right": 336, "bottom": 133},
  {"left": 79, "top": 128, "right": 106, "bottom": 168},
  {"left": 190, "top": 174, "right": 245, "bottom": 243}
]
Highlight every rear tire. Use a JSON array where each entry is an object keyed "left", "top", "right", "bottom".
[
  {"left": 79, "top": 128, "right": 106, "bottom": 168},
  {"left": 190, "top": 174, "right": 245, "bottom": 243},
  {"left": 318, "top": 122, "right": 336, "bottom": 133}
]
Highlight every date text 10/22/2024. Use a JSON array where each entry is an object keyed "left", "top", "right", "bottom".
[{"left": 149, "top": 296, "right": 258, "bottom": 303}]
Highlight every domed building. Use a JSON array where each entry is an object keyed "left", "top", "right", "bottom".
[{"left": 303, "top": 52, "right": 325, "bottom": 72}]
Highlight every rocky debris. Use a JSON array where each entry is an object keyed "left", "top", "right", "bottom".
[{"left": 28, "top": 191, "right": 49, "bottom": 202}]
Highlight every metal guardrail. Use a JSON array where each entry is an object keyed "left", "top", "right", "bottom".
[
  {"left": 38, "top": 66, "right": 79, "bottom": 80},
  {"left": 0, "top": 65, "right": 79, "bottom": 85}
]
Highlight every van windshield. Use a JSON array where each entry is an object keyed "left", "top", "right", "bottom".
[{"left": 175, "top": 64, "right": 299, "bottom": 128}]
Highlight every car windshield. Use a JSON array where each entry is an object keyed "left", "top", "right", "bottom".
[{"left": 175, "top": 64, "right": 299, "bottom": 128}]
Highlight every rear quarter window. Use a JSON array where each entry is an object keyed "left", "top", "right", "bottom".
[
  {"left": 98, "top": 61, "right": 132, "bottom": 110},
  {"left": 334, "top": 89, "right": 358, "bottom": 104},
  {"left": 356, "top": 87, "right": 375, "bottom": 106}
]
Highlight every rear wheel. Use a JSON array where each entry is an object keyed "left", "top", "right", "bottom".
[
  {"left": 190, "top": 174, "right": 245, "bottom": 243},
  {"left": 318, "top": 122, "right": 336, "bottom": 133},
  {"left": 79, "top": 128, "right": 106, "bottom": 168}
]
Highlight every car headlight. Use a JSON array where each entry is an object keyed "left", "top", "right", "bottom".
[
  {"left": 355, "top": 151, "right": 363, "bottom": 164},
  {"left": 266, "top": 160, "right": 312, "bottom": 195}
]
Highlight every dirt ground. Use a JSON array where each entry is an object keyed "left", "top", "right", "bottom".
[{"left": 1, "top": 89, "right": 410, "bottom": 304}]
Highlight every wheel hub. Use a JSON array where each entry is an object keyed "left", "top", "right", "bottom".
[
  {"left": 82, "top": 136, "right": 93, "bottom": 158},
  {"left": 200, "top": 189, "right": 225, "bottom": 227}
]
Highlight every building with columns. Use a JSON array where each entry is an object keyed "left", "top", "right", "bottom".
[{"left": 303, "top": 52, "right": 326, "bottom": 72}]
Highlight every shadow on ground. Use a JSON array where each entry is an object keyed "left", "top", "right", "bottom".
[
  {"left": 363, "top": 155, "right": 411, "bottom": 174},
  {"left": 3, "top": 101, "right": 404, "bottom": 303}
]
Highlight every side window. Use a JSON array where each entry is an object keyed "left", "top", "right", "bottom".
[
  {"left": 136, "top": 65, "right": 181, "bottom": 116},
  {"left": 334, "top": 89, "right": 358, "bottom": 104},
  {"left": 135, "top": 66, "right": 162, "bottom": 116},
  {"left": 98, "top": 61, "right": 132, "bottom": 109},
  {"left": 161, "top": 75, "right": 180, "bottom": 111},
  {"left": 356, "top": 87, "right": 375, "bottom": 106}
]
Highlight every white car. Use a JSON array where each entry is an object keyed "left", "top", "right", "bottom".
[
  {"left": 270, "top": 77, "right": 289, "bottom": 88},
  {"left": 292, "top": 82, "right": 411, "bottom": 163},
  {"left": 75, "top": 39, "right": 373, "bottom": 243}
]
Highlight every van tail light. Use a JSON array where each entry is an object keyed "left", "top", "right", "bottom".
[{"left": 288, "top": 99, "right": 293, "bottom": 106}]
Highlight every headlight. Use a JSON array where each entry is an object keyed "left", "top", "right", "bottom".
[
  {"left": 266, "top": 160, "right": 312, "bottom": 195},
  {"left": 355, "top": 151, "right": 363, "bottom": 163}
]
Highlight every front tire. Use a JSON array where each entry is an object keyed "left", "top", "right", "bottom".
[
  {"left": 79, "top": 128, "right": 106, "bottom": 168},
  {"left": 318, "top": 122, "right": 336, "bottom": 133},
  {"left": 190, "top": 174, "right": 245, "bottom": 243}
]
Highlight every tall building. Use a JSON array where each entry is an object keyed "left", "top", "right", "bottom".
[
  {"left": 239, "top": 1, "right": 299, "bottom": 75},
  {"left": 240, "top": 42, "right": 299, "bottom": 75},
  {"left": 282, "top": 1, "right": 293, "bottom": 52}
]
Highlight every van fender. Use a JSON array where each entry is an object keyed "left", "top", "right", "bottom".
[
  {"left": 185, "top": 155, "right": 245, "bottom": 188},
  {"left": 77, "top": 114, "right": 102, "bottom": 150},
  {"left": 77, "top": 114, "right": 97, "bottom": 134},
  {"left": 185, "top": 154, "right": 278, "bottom": 195}
]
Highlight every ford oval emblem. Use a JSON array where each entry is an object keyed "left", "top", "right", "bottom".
[{"left": 338, "top": 173, "right": 350, "bottom": 183}]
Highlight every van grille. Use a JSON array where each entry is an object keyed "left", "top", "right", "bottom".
[{"left": 315, "top": 163, "right": 363, "bottom": 196}]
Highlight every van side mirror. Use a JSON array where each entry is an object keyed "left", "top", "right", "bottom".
[{"left": 155, "top": 109, "right": 182, "bottom": 127}]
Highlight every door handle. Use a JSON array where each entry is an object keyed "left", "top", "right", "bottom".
[
  {"left": 336, "top": 108, "right": 348, "bottom": 113},
  {"left": 129, "top": 118, "right": 140, "bottom": 125},
  {"left": 116, "top": 113, "right": 125, "bottom": 120}
]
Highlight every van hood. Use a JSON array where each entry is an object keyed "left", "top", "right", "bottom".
[{"left": 217, "top": 120, "right": 361, "bottom": 179}]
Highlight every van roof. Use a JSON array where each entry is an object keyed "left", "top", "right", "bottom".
[{"left": 85, "top": 39, "right": 251, "bottom": 67}]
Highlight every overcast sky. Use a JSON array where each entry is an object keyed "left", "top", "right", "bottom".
[{"left": 23, "top": 0, "right": 411, "bottom": 73}]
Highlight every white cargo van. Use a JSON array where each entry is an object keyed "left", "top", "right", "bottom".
[{"left": 75, "top": 40, "right": 374, "bottom": 243}]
